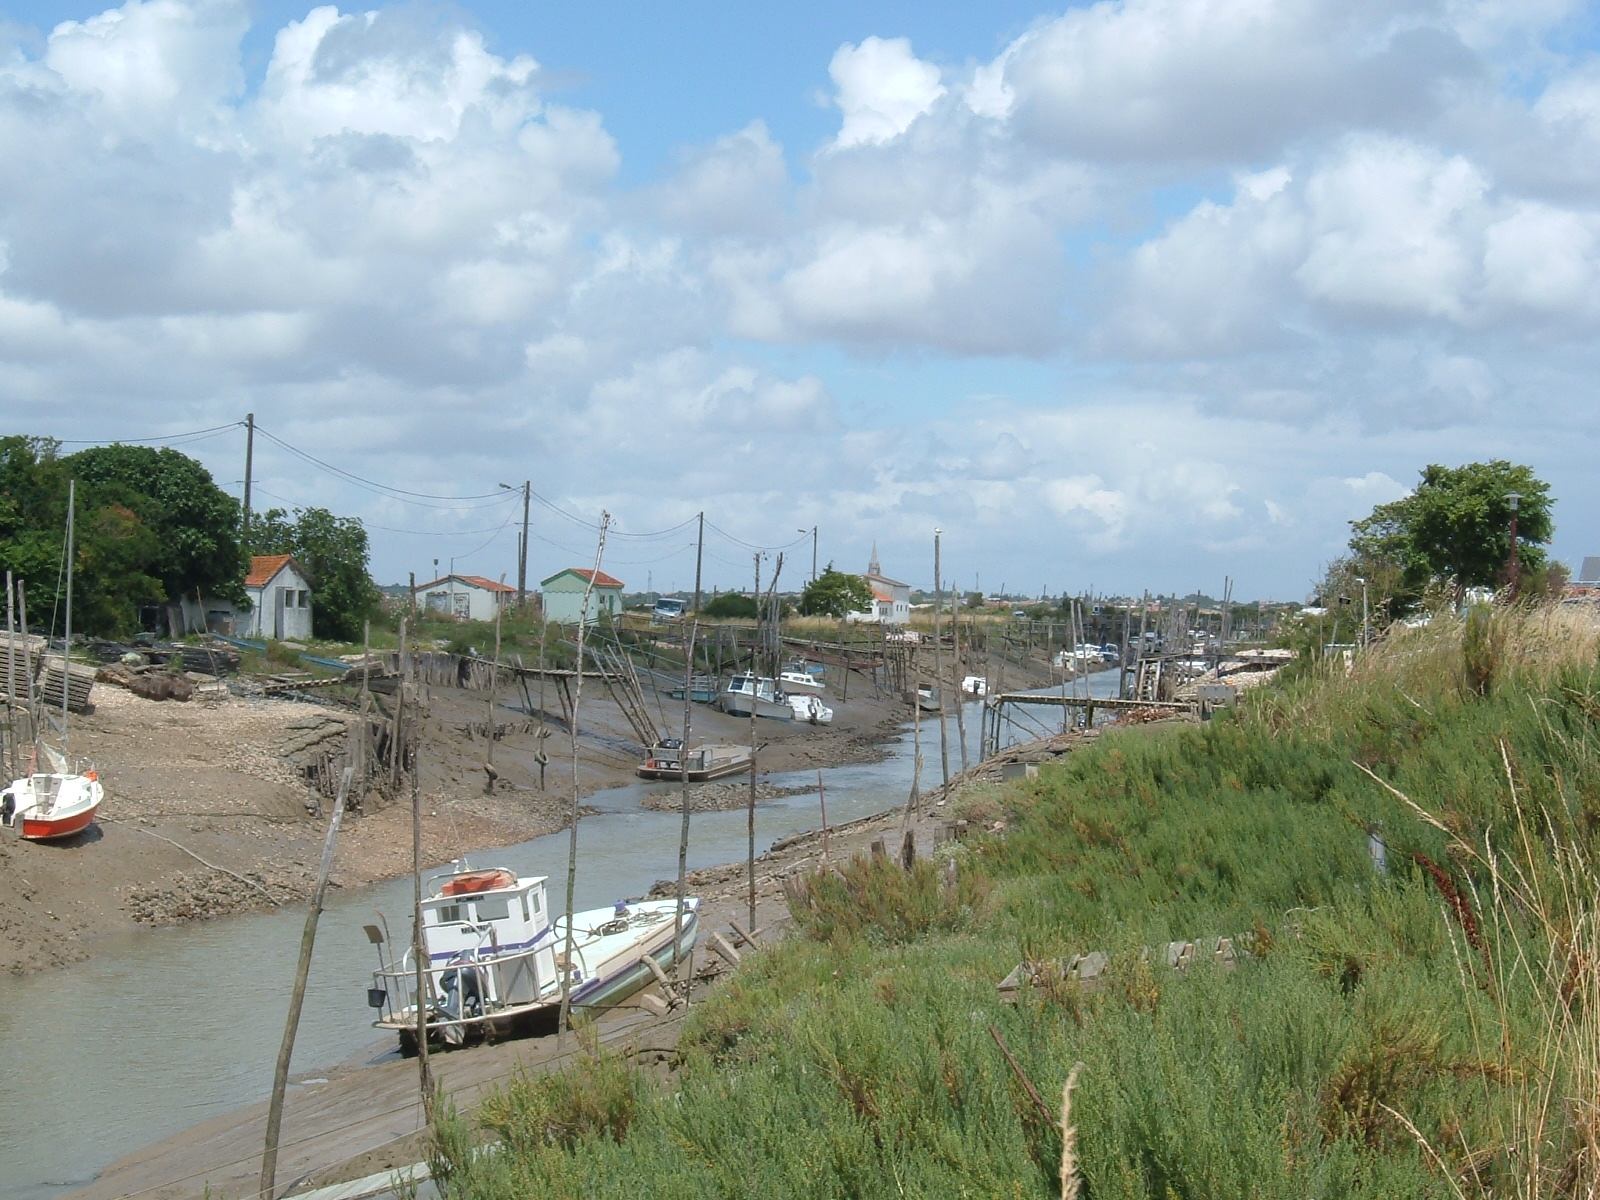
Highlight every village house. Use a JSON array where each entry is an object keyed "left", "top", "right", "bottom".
[
  {"left": 241, "top": 554, "right": 314, "bottom": 640},
  {"left": 847, "top": 545, "right": 912, "bottom": 625},
  {"left": 415, "top": 574, "right": 517, "bottom": 622},
  {"left": 540, "top": 567, "right": 625, "bottom": 626}
]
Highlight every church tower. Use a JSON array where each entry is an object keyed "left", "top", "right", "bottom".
[{"left": 868, "top": 541, "right": 881, "bottom": 578}]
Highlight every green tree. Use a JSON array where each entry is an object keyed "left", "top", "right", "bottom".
[
  {"left": 250, "top": 507, "right": 379, "bottom": 641},
  {"left": 64, "top": 443, "right": 246, "bottom": 605},
  {"left": 798, "top": 565, "right": 875, "bottom": 618},
  {"left": 1349, "top": 461, "right": 1552, "bottom": 602},
  {"left": 700, "top": 592, "right": 759, "bottom": 620}
]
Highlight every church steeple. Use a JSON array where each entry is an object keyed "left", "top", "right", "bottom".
[{"left": 867, "top": 541, "right": 881, "bottom": 578}]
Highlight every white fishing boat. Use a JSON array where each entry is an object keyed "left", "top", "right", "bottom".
[
  {"left": 637, "top": 740, "right": 753, "bottom": 780},
  {"left": 718, "top": 673, "right": 793, "bottom": 720},
  {"left": 777, "top": 668, "right": 825, "bottom": 696},
  {"left": 788, "top": 694, "right": 833, "bottom": 725},
  {"left": 366, "top": 861, "right": 698, "bottom": 1053},
  {"left": 961, "top": 675, "right": 988, "bottom": 697}
]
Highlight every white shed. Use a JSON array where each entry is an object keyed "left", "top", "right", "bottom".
[
  {"left": 244, "top": 555, "right": 314, "bottom": 640},
  {"left": 416, "top": 574, "right": 516, "bottom": 622}
]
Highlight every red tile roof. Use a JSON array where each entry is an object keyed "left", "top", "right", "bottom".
[
  {"left": 414, "top": 574, "right": 517, "bottom": 593},
  {"left": 542, "top": 567, "right": 625, "bottom": 590},
  {"left": 245, "top": 554, "right": 300, "bottom": 588}
]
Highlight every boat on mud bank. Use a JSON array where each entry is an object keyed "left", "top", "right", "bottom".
[
  {"left": 1, "top": 769, "right": 102, "bottom": 840},
  {"left": 637, "top": 740, "right": 753, "bottom": 780},
  {"left": 366, "top": 862, "right": 698, "bottom": 1053},
  {"left": 717, "top": 673, "right": 794, "bottom": 720}
]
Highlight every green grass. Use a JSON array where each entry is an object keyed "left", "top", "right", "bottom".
[{"left": 430, "top": 606, "right": 1600, "bottom": 1198}]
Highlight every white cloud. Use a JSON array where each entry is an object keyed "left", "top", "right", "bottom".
[{"left": 828, "top": 36, "right": 945, "bottom": 148}]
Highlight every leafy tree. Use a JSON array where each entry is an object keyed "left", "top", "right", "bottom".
[
  {"left": 64, "top": 443, "right": 246, "bottom": 605},
  {"left": 1349, "top": 461, "right": 1552, "bottom": 603},
  {"left": 0, "top": 437, "right": 166, "bottom": 635},
  {"left": 798, "top": 565, "right": 875, "bottom": 618},
  {"left": 700, "top": 592, "right": 759, "bottom": 619},
  {"left": 250, "top": 507, "right": 379, "bottom": 641}
]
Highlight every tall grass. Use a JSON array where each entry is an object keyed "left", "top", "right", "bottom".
[{"left": 431, "top": 605, "right": 1600, "bottom": 1199}]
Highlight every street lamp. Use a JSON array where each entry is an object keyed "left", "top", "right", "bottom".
[
  {"left": 797, "top": 527, "right": 817, "bottom": 581},
  {"left": 1506, "top": 492, "right": 1522, "bottom": 592},
  {"left": 1355, "top": 576, "right": 1369, "bottom": 646}
]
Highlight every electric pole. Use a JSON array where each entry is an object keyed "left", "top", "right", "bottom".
[
  {"left": 693, "top": 512, "right": 704, "bottom": 614},
  {"left": 520, "top": 480, "right": 530, "bottom": 608},
  {"left": 242, "top": 413, "right": 255, "bottom": 547}
]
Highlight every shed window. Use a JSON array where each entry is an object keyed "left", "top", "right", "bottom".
[{"left": 298, "top": 590, "right": 310, "bottom": 608}]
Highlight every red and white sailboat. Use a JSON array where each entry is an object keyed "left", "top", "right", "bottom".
[{"left": 2, "top": 479, "right": 103, "bottom": 842}]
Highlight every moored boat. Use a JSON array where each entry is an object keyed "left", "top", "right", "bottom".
[
  {"left": 718, "top": 673, "right": 793, "bottom": 720},
  {"left": 907, "top": 684, "right": 941, "bottom": 712},
  {"left": 637, "top": 740, "right": 753, "bottom": 780},
  {"left": 961, "top": 675, "right": 988, "bottom": 696},
  {"left": 1, "top": 769, "right": 103, "bottom": 840},
  {"left": 788, "top": 694, "right": 833, "bottom": 725},
  {"left": 366, "top": 861, "right": 699, "bottom": 1052},
  {"left": 777, "top": 669, "right": 825, "bottom": 696}
]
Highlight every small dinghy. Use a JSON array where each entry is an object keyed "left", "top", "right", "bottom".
[
  {"left": 1, "top": 768, "right": 102, "bottom": 840},
  {"left": 788, "top": 694, "right": 834, "bottom": 725}
]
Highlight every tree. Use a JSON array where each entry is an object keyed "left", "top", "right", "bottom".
[
  {"left": 798, "top": 565, "right": 875, "bottom": 618},
  {"left": 250, "top": 507, "right": 379, "bottom": 641},
  {"left": 1348, "top": 461, "right": 1552, "bottom": 604},
  {"left": 700, "top": 592, "right": 759, "bottom": 620},
  {"left": 64, "top": 443, "right": 246, "bottom": 605}
]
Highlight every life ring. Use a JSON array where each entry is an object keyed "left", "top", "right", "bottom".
[{"left": 440, "top": 868, "right": 517, "bottom": 896}]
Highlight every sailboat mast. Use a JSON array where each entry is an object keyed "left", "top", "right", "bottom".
[{"left": 61, "top": 479, "right": 74, "bottom": 759}]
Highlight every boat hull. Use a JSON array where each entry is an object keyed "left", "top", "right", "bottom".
[
  {"left": 718, "top": 692, "right": 793, "bottom": 720},
  {"left": 778, "top": 674, "right": 825, "bottom": 696},
  {"left": 21, "top": 807, "right": 97, "bottom": 840},
  {"left": 637, "top": 758, "right": 750, "bottom": 781},
  {"left": 3, "top": 773, "right": 102, "bottom": 841}
]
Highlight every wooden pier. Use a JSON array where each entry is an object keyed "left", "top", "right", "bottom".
[{"left": 981, "top": 692, "right": 1192, "bottom": 758}]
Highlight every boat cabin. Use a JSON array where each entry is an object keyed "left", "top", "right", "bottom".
[
  {"left": 724, "top": 673, "right": 781, "bottom": 702},
  {"left": 422, "top": 868, "right": 553, "bottom": 964}
]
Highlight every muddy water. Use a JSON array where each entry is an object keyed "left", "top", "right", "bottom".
[{"left": 0, "top": 673, "right": 1120, "bottom": 1200}]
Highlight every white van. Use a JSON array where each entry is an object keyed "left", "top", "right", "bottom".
[{"left": 652, "top": 597, "right": 688, "bottom": 623}]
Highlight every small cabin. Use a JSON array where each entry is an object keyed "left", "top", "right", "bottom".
[{"left": 422, "top": 869, "right": 555, "bottom": 1006}]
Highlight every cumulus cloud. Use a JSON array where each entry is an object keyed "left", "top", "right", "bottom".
[
  {"left": 829, "top": 36, "right": 945, "bottom": 148},
  {"left": 4, "top": 0, "right": 1600, "bottom": 593}
]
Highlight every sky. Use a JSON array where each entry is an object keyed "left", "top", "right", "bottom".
[{"left": 2, "top": 0, "right": 1599, "bottom": 600}]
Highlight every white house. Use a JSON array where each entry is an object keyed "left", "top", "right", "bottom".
[
  {"left": 416, "top": 574, "right": 517, "bottom": 622},
  {"left": 847, "top": 546, "right": 912, "bottom": 625},
  {"left": 243, "top": 554, "right": 314, "bottom": 640},
  {"left": 540, "top": 568, "right": 625, "bottom": 626}
]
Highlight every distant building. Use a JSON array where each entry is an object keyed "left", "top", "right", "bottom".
[
  {"left": 243, "top": 554, "right": 314, "bottom": 640},
  {"left": 541, "top": 568, "right": 626, "bottom": 626},
  {"left": 416, "top": 574, "right": 516, "bottom": 622},
  {"left": 1565, "top": 557, "right": 1600, "bottom": 601},
  {"left": 847, "top": 545, "right": 911, "bottom": 625}
]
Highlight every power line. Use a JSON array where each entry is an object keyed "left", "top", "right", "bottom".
[
  {"left": 703, "top": 519, "right": 811, "bottom": 553},
  {"left": 52, "top": 421, "right": 245, "bottom": 445},
  {"left": 254, "top": 426, "right": 512, "bottom": 502}
]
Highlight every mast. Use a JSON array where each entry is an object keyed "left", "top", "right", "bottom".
[{"left": 62, "top": 479, "right": 75, "bottom": 759}]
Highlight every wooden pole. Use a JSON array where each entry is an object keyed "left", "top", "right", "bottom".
[
  {"left": 952, "top": 582, "right": 968, "bottom": 773},
  {"left": 402, "top": 619, "right": 434, "bottom": 1119},
  {"left": 693, "top": 512, "right": 704, "bottom": 616},
  {"left": 17, "top": 581, "right": 35, "bottom": 764},
  {"left": 674, "top": 620, "right": 698, "bottom": 974},
  {"left": 909, "top": 647, "right": 923, "bottom": 815},
  {"left": 818, "top": 769, "right": 829, "bottom": 866},
  {"left": 558, "top": 515, "right": 610, "bottom": 1044},
  {"left": 5, "top": 572, "right": 14, "bottom": 777},
  {"left": 61, "top": 480, "right": 74, "bottom": 759},
  {"left": 932, "top": 529, "right": 949, "bottom": 788},
  {"left": 485, "top": 578, "right": 504, "bottom": 794},
  {"left": 259, "top": 764, "right": 353, "bottom": 1199}
]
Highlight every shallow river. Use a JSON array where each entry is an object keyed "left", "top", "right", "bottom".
[{"left": 0, "top": 672, "right": 1120, "bottom": 1199}]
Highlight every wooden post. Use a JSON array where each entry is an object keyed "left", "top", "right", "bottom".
[
  {"left": 908, "top": 647, "right": 923, "bottom": 816},
  {"left": 951, "top": 581, "right": 968, "bottom": 773},
  {"left": 259, "top": 764, "right": 353, "bottom": 1199},
  {"left": 4, "top": 572, "right": 14, "bottom": 778},
  {"left": 404, "top": 625, "right": 434, "bottom": 1121},
  {"left": 558, "top": 515, "right": 610, "bottom": 1045},
  {"left": 932, "top": 528, "right": 949, "bottom": 788},
  {"left": 485, "top": 579, "right": 504, "bottom": 794},
  {"left": 817, "top": 769, "right": 829, "bottom": 866},
  {"left": 674, "top": 620, "right": 698, "bottom": 974}
]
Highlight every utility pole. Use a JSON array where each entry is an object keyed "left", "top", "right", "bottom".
[
  {"left": 520, "top": 481, "right": 530, "bottom": 608},
  {"left": 693, "top": 512, "right": 705, "bottom": 614},
  {"left": 797, "top": 526, "right": 817, "bottom": 581},
  {"left": 242, "top": 413, "right": 255, "bottom": 546},
  {"left": 1506, "top": 491, "right": 1523, "bottom": 593},
  {"left": 933, "top": 527, "right": 949, "bottom": 789}
]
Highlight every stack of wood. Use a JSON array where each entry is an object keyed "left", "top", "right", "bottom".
[
  {"left": 94, "top": 661, "right": 196, "bottom": 702},
  {"left": 0, "top": 634, "right": 45, "bottom": 700},
  {"left": 39, "top": 654, "right": 96, "bottom": 713}
]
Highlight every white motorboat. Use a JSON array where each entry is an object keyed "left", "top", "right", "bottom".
[
  {"left": 961, "top": 675, "right": 988, "bottom": 697},
  {"left": 777, "top": 668, "right": 825, "bottom": 696},
  {"left": 367, "top": 862, "right": 699, "bottom": 1052},
  {"left": 718, "top": 673, "right": 793, "bottom": 720},
  {"left": 788, "top": 694, "right": 833, "bottom": 725}
]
